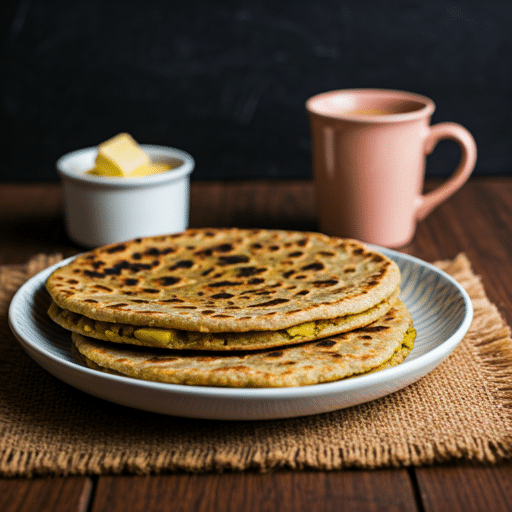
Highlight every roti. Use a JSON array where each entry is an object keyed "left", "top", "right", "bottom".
[
  {"left": 72, "top": 300, "right": 415, "bottom": 388},
  {"left": 47, "top": 288, "right": 399, "bottom": 351},
  {"left": 45, "top": 229, "right": 401, "bottom": 346}
]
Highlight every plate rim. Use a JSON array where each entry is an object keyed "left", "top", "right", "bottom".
[{"left": 7, "top": 247, "right": 473, "bottom": 411}]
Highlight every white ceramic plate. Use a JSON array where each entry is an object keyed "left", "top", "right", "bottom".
[{"left": 8, "top": 248, "right": 472, "bottom": 421}]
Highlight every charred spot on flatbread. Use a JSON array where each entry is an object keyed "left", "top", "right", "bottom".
[
  {"left": 46, "top": 228, "right": 401, "bottom": 334},
  {"left": 71, "top": 300, "right": 415, "bottom": 388}
]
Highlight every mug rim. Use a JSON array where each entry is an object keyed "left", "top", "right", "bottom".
[{"left": 305, "top": 88, "right": 436, "bottom": 123}]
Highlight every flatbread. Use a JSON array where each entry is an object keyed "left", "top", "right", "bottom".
[
  {"left": 72, "top": 300, "right": 415, "bottom": 388},
  {"left": 46, "top": 228, "right": 401, "bottom": 334},
  {"left": 47, "top": 288, "right": 399, "bottom": 351}
]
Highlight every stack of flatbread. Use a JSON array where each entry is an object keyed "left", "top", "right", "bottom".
[{"left": 45, "top": 228, "right": 415, "bottom": 387}]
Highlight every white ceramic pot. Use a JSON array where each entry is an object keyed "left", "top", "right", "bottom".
[{"left": 56, "top": 144, "right": 195, "bottom": 248}]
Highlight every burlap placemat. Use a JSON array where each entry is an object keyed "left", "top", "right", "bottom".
[{"left": 1, "top": 253, "right": 511, "bottom": 477}]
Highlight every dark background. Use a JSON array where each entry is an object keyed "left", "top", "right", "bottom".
[{"left": 1, "top": 0, "right": 510, "bottom": 182}]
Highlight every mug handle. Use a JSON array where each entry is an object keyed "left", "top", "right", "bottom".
[{"left": 415, "top": 122, "right": 477, "bottom": 221}]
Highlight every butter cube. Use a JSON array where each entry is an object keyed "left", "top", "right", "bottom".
[{"left": 94, "top": 133, "right": 152, "bottom": 177}]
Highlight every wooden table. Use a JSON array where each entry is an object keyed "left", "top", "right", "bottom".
[{"left": 1, "top": 179, "right": 511, "bottom": 511}]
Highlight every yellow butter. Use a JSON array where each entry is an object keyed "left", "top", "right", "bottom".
[
  {"left": 134, "top": 328, "right": 173, "bottom": 347},
  {"left": 128, "top": 161, "right": 172, "bottom": 177},
  {"left": 93, "top": 133, "right": 153, "bottom": 177},
  {"left": 286, "top": 321, "right": 316, "bottom": 338}
]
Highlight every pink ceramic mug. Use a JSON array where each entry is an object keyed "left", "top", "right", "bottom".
[{"left": 306, "top": 89, "right": 477, "bottom": 247}]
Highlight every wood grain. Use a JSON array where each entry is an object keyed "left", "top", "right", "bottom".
[
  {"left": 416, "top": 465, "right": 512, "bottom": 512},
  {"left": 0, "top": 183, "right": 70, "bottom": 265},
  {"left": 189, "top": 180, "right": 317, "bottom": 230},
  {"left": 91, "top": 471, "right": 419, "bottom": 512},
  {"left": 0, "top": 477, "right": 92, "bottom": 512}
]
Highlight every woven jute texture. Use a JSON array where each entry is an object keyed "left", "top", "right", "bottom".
[{"left": 1, "top": 253, "right": 511, "bottom": 477}]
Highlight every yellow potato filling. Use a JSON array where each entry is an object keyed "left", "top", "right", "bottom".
[{"left": 48, "top": 290, "right": 398, "bottom": 351}]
